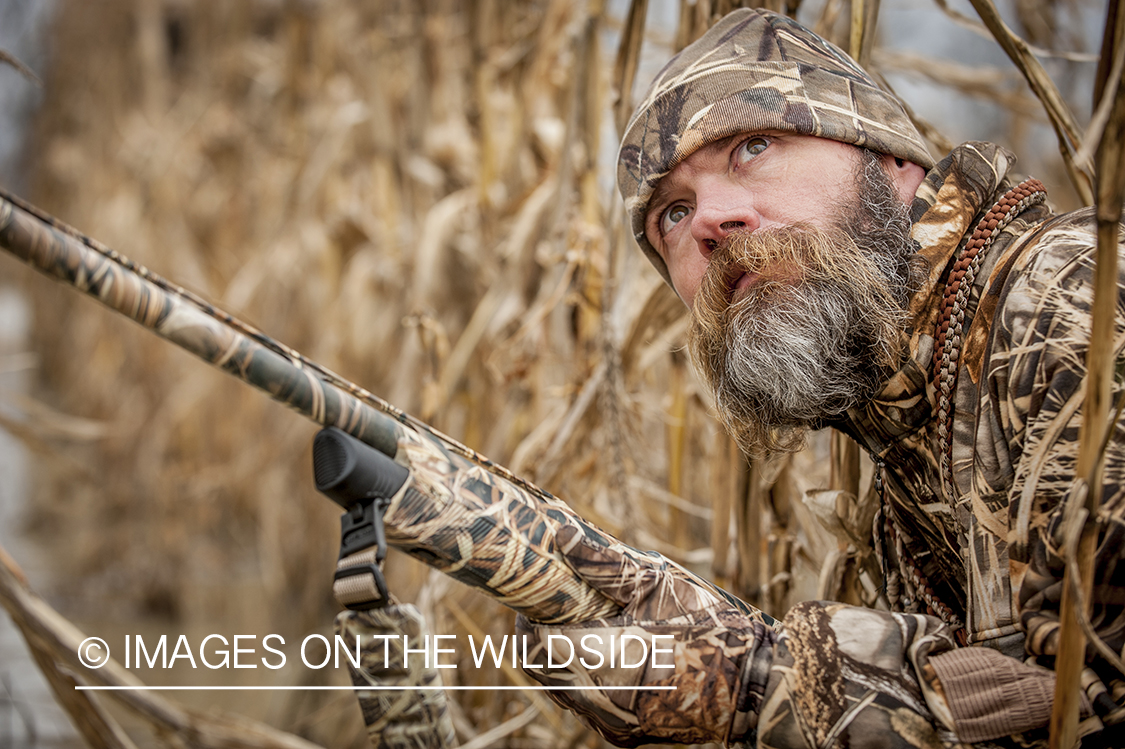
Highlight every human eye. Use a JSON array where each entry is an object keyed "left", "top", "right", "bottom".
[
  {"left": 734, "top": 136, "right": 770, "bottom": 166},
  {"left": 660, "top": 203, "right": 691, "bottom": 235}
]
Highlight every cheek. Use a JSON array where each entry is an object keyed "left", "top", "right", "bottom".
[{"left": 668, "top": 253, "right": 707, "bottom": 308}]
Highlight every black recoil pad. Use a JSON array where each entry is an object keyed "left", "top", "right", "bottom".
[{"left": 313, "top": 427, "right": 409, "bottom": 510}]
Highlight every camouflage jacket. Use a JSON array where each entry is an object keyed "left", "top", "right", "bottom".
[
  {"left": 838, "top": 142, "right": 1125, "bottom": 651},
  {"left": 772, "top": 141, "right": 1125, "bottom": 747}
]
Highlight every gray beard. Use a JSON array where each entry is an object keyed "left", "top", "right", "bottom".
[{"left": 689, "top": 150, "right": 919, "bottom": 457}]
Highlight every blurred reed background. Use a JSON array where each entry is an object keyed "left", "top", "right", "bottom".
[{"left": 0, "top": 0, "right": 1109, "bottom": 747}]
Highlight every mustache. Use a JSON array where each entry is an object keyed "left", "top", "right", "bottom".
[
  {"left": 699, "top": 223, "right": 897, "bottom": 297},
  {"left": 692, "top": 224, "right": 905, "bottom": 362}
]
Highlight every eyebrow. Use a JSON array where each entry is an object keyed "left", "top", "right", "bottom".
[
  {"left": 647, "top": 178, "right": 678, "bottom": 223},
  {"left": 645, "top": 134, "right": 749, "bottom": 230}
]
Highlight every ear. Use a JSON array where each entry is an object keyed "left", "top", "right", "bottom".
[{"left": 881, "top": 153, "right": 927, "bottom": 205}]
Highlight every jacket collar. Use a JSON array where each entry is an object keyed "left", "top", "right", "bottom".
[{"left": 834, "top": 142, "right": 1017, "bottom": 456}]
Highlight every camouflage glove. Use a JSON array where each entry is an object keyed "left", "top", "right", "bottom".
[{"left": 515, "top": 525, "right": 775, "bottom": 747}]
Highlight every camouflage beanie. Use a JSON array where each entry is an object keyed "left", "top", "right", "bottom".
[{"left": 617, "top": 8, "right": 935, "bottom": 286}]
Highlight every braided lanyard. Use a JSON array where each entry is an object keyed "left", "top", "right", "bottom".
[
  {"left": 932, "top": 179, "right": 1048, "bottom": 493},
  {"left": 876, "top": 179, "right": 1047, "bottom": 643}
]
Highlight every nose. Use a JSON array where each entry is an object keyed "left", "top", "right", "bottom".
[{"left": 690, "top": 180, "right": 760, "bottom": 256}]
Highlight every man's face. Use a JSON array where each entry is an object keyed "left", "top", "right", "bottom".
[
  {"left": 643, "top": 133, "right": 918, "bottom": 456},
  {"left": 644, "top": 132, "right": 877, "bottom": 308}
]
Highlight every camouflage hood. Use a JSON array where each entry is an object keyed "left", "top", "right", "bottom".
[{"left": 617, "top": 8, "right": 934, "bottom": 286}]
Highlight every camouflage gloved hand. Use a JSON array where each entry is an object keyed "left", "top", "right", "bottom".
[
  {"left": 754, "top": 601, "right": 970, "bottom": 749},
  {"left": 516, "top": 525, "right": 776, "bottom": 747}
]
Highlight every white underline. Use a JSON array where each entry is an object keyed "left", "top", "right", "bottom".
[{"left": 75, "top": 685, "right": 677, "bottom": 691}]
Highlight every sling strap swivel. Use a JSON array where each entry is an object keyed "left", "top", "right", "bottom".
[{"left": 313, "top": 427, "right": 408, "bottom": 610}]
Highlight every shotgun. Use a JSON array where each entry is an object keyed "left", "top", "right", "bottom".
[{"left": 0, "top": 186, "right": 758, "bottom": 626}]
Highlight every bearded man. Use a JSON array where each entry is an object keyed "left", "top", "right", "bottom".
[{"left": 516, "top": 8, "right": 1125, "bottom": 748}]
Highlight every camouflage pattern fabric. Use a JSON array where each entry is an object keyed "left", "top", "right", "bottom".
[
  {"left": 385, "top": 423, "right": 768, "bottom": 627},
  {"left": 522, "top": 142, "right": 1125, "bottom": 748},
  {"left": 755, "top": 602, "right": 963, "bottom": 749},
  {"left": 336, "top": 605, "right": 456, "bottom": 749},
  {"left": 616, "top": 8, "right": 934, "bottom": 288}
]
